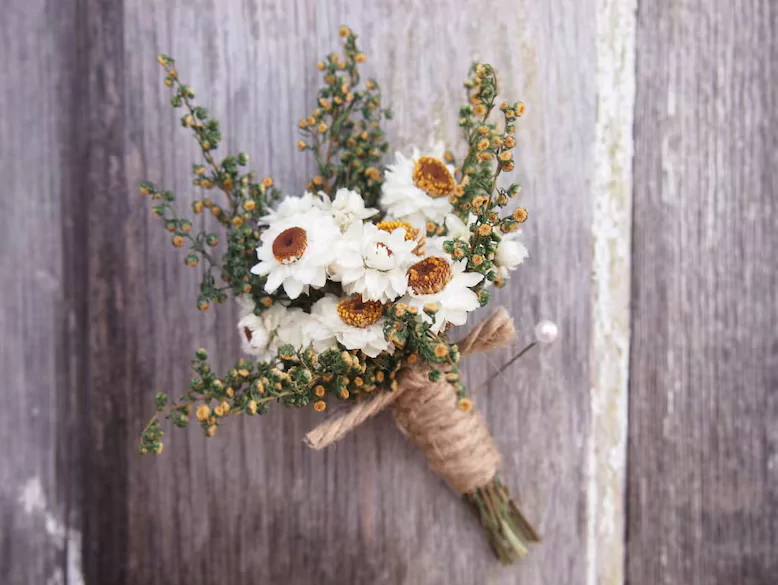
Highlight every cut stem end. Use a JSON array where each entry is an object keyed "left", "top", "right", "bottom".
[{"left": 464, "top": 476, "right": 540, "bottom": 564}]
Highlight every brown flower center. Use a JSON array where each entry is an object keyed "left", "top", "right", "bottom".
[
  {"left": 244, "top": 327, "right": 253, "bottom": 342},
  {"left": 407, "top": 256, "right": 452, "bottom": 295},
  {"left": 337, "top": 296, "right": 384, "bottom": 328},
  {"left": 412, "top": 156, "right": 455, "bottom": 198},
  {"left": 272, "top": 227, "right": 308, "bottom": 263}
]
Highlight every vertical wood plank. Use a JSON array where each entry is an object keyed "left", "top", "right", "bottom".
[
  {"left": 79, "top": 0, "right": 131, "bottom": 583},
  {"left": 0, "top": 1, "right": 84, "bottom": 584},
  {"left": 590, "top": 1, "right": 636, "bottom": 585},
  {"left": 628, "top": 1, "right": 778, "bottom": 584}
]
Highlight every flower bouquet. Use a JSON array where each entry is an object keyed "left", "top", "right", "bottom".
[{"left": 139, "top": 26, "right": 552, "bottom": 564}]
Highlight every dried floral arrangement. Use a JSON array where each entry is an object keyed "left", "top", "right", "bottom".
[{"left": 139, "top": 27, "right": 558, "bottom": 564}]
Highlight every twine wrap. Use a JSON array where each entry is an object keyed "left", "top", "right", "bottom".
[
  {"left": 304, "top": 308, "right": 516, "bottom": 494},
  {"left": 392, "top": 367, "right": 501, "bottom": 493}
]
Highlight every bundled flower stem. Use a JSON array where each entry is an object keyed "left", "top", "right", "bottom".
[
  {"left": 465, "top": 477, "right": 541, "bottom": 563},
  {"left": 139, "top": 26, "right": 537, "bottom": 564}
]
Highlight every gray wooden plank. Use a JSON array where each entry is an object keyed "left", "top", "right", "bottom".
[
  {"left": 0, "top": 1, "right": 83, "bottom": 584},
  {"left": 628, "top": 1, "right": 778, "bottom": 584},
  {"left": 79, "top": 0, "right": 132, "bottom": 583},
  {"left": 115, "top": 1, "right": 595, "bottom": 583}
]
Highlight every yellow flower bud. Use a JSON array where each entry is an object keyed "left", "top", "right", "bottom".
[{"left": 458, "top": 398, "right": 473, "bottom": 412}]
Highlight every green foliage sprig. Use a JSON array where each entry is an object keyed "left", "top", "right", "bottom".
[
  {"left": 441, "top": 64, "right": 529, "bottom": 291},
  {"left": 140, "top": 301, "right": 461, "bottom": 454},
  {"left": 297, "top": 25, "right": 392, "bottom": 207},
  {"left": 142, "top": 54, "right": 287, "bottom": 312}
]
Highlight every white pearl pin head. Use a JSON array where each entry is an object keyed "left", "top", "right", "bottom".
[{"left": 534, "top": 320, "right": 558, "bottom": 345}]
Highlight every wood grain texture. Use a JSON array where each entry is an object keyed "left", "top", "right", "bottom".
[
  {"left": 0, "top": 1, "right": 85, "bottom": 584},
  {"left": 116, "top": 1, "right": 594, "bottom": 584},
  {"left": 628, "top": 1, "right": 778, "bottom": 584},
  {"left": 589, "top": 1, "right": 635, "bottom": 585}
]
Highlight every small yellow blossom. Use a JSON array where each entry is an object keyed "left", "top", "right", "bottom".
[{"left": 458, "top": 398, "right": 473, "bottom": 412}]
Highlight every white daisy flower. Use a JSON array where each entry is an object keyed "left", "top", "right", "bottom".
[
  {"left": 329, "top": 188, "right": 378, "bottom": 232},
  {"left": 380, "top": 143, "right": 456, "bottom": 227},
  {"left": 494, "top": 231, "right": 529, "bottom": 280},
  {"left": 251, "top": 209, "right": 339, "bottom": 299},
  {"left": 259, "top": 191, "right": 329, "bottom": 224},
  {"left": 261, "top": 189, "right": 376, "bottom": 233},
  {"left": 334, "top": 221, "right": 420, "bottom": 302},
  {"left": 237, "top": 301, "right": 311, "bottom": 360},
  {"left": 402, "top": 256, "right": 483, "bottom": 333},
  {"left": 306, "top": 295, "right": 392, "bottom": 358}
]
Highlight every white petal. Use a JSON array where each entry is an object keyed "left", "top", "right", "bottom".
[
  {"left": 389, "top": 270, "right": 408, "bottom": 298},
  {"left": 264, "top": 269, "right": 285, "bottom": 293},
  {"left": 283, "top": 277, "right": 304, "bottom": 299}
]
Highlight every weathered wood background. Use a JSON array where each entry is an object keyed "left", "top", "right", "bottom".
[{"left": 0, "top": 0, "right": 775, "bottom": 584}]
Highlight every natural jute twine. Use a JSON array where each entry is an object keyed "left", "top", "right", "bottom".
[{"left": 304, "top": 308, "right": 516, "bottom": 494}]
